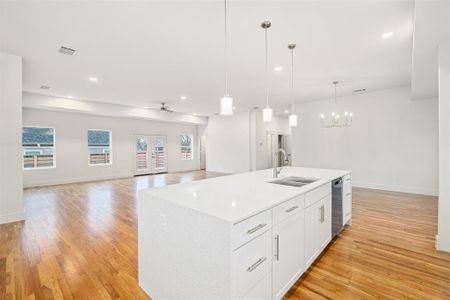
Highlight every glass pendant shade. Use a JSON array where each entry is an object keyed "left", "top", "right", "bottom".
[
  {"left": 220, "top": 96, "right": 233, "bottom": 116},
  {"left": 263, "top": 107, "right": 273, "bottom": 122},
  {"left": 289, "top": 114, "right": 298, "bottom": 127}
]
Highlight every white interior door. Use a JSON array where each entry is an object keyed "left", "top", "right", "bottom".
[
  {"left": 151, "top": 136, "right": 167, "bottom": 174},
  {"left": 135, "top": 135, "right": 167, "bottom": 175},
  {"left": 200, "top": 135, "right": 206, "bottom": 170}
]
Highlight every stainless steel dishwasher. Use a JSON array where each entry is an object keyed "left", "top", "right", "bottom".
[{"left": 332, "top": 178, "right": 344, "bottom": 237}]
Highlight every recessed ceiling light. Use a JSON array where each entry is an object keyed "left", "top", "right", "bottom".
[
  {"left": 67, "top": 95, "right": 73, "bottom": 99},
  {"left": 274, "top": 66, "right": 283, "bottom": 71},
  {"left": 40, "top": 85, "right": 51, "bottom": 90},
  {"left": 193, "top": 113, "right": 197, "bottom": 116},
  {"left": 382, "top": 32, "right": 394, "bottom": 38},
  {"left": 180, "top": 95, "right": 187, "bottom": 101},
  {"left": 88, "top": 76, "right": 98, "bottom": 82},
  {"left": 284, "top": 110, "right": 289, "bottom": 114}
]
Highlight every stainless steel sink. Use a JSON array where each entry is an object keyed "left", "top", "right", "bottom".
[{"left": 269, "top": 176, "right": 319, "bottom": 187}]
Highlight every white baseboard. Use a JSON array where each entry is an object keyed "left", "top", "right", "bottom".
[
  {"left": 0, "top": 210, "right": 25, "bottom": 225},
  {"left": 23, "top": 173, "right": 132, "bottom": 188},
  {"left": 352, "top": 181, "right": 438, "bottom": 196}
]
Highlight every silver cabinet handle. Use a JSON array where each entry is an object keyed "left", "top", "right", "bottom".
[
  {"left": 274, "top": 234, "right": 280, "bottom": 261},
  {"left": 346, "top": 193, "right": 351, "bottom": 197},
  {"left": 321, "top": 205, "right": 325, "bottom": 223},
  {"left": 246, "top": 223, "right": 267, "bottom": 234},
  {"left": 247, "top": 257, "right": 267, "bottom": 272},
  {"left": 285, "top": 205, "right": 299, "bottom": 213}
]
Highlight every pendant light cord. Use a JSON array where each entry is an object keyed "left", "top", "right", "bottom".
[
  {"left": 334, "top": 82, "right": 337, "bottom": 105},
  {"left": 224, "top": 0, "right": 228, "bottom": 96},
  {"left": 265, "top": 28, "right": 269, "bottom": 108}
]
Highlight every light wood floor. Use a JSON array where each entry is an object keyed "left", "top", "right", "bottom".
[{"left": 1, "top": 171, "right": 449, "bottom": 299}]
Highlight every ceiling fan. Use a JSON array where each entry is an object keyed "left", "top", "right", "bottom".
[{"left": 146, "top": 102, "right": 174, "bottom": 113}]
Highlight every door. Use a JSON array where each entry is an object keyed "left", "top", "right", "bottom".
[
  {"left": 319, "top": 195, "right": 332, "bottom": 250},
  {"left": 304, "top": 201, "right": 321, "bottom": 268},
  {"left": 200, "top": 135, "right": 206, "bottom": 170},
  {"left": 343, "top": 181, "right": 352, "bottom": 224},
  {"left": 273, "top": 211, "right": 305, "bottom": 300},
  {"left": 135, "top": 135, "right": 167, "bottom": 175}
]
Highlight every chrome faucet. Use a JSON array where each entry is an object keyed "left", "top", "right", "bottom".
[{"left": 273, "top": 148, "right": 289, "bottom": 178}]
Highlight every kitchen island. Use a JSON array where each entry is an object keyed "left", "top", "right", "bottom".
[{"left": 138, "top": 167, "right": 352, "bottom": 300}]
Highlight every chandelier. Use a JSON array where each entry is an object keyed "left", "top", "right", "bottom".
[{"left": 320, "top": 81, "right": 353, "bottom": 128}]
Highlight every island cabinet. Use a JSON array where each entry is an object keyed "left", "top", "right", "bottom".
[
  {"left": 343, "top": 174, "right": 352, "bottom": 225},
  {"left": 138, "top": 170, "right": 346, "bottom": 300},
  {"left": 304, "top": 184, "right": 332, "bottom": 269},
  {"left": 272, "top": 195, "right": 305, "bottom": 300}
]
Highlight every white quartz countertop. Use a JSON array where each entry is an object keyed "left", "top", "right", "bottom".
[{"left": 140, "top": 166, "right": 350, "bottom": 223}]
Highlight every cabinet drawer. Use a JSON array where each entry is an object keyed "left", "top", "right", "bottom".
[
  {"left": 240, "top": 273, "right": 271, "bottom": 300},
  {"left": 232, "top": 210, "right": 272, "bottom": 250},
  {"left": 232, "top": 230, "right": 272, "bottom": 299},
  {"left": 343, "top": 183, "right": 352, "bottom": 197},
  {"left": 305, "top": 183, "right": 331, "bottom": 208},
  {"left": 273, "top": 194, "right": 304, "bottom": 225},
  {"left": 343, "top": 173, "right": 351, "bottom": 183}
]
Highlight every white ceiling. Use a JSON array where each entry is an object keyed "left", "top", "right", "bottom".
[
  {"left": 411, "top": 0, "right": 450, "bottom": 100},
  {"left": 1, "top": 0, "right": 414, "bottom": 116}
]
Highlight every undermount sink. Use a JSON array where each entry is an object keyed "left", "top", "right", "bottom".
[{"left": 269, "top": 176, "right": 319, "bottom": 187}]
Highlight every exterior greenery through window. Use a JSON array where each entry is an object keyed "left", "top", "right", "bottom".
[
  {"left": 180, "top": 134, "right": 193, "bottom": 160},
  {"left": 88, "top": 130, "right": 112, "bottom": 165},
  {"left": 22, "top": 126, "right": 55, "bottom": 169}
]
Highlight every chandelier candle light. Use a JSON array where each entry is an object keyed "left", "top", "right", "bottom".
[
  {"left": 262, "top": 21, "right": 272, "bottom": 123},
  {"left": 220, "top": 0, "right": 233, "bottom": 116},
  {"left": 288, "top": 43, "right": 298, "bottom": 127},
  {"left": 319, "top": 81, "right": 353, "bottom": 128}
]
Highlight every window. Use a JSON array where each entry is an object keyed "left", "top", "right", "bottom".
[
  {"left": 22, "top": 126, "right": 55, "bottom": 169},
  {"left": 181, "top": 134, "right": 193, "bottom": 160},
  {"left": 88, "top": 130, "right": 112, "bottom": 165}
]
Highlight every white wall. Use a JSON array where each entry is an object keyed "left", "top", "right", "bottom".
[
  {"left": 438, "top": 41, "right": 450, "bottom": 252},
  {"left": 23, "top": 108, "right": 200, "bottom": 187},
  {"left": 205, "top": 111, "right": 290, "bottom": 174},
  {"left": 291, "top": 86, "right": 438, "bottom": 196},
  {"left": 0, "top": 53, "right": 25, "bottom": 224},
  {"left": 253, "top": 112, "right": 291, "bottom": 171},
  {"left": 205, "top": 113, "right": 252, "bottom": 174}
]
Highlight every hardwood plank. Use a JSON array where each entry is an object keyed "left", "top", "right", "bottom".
[{"left": 1, "top": 171, "right": 449, "bottom": 299}]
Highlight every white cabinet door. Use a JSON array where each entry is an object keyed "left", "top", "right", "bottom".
[
  {"left": 319, "top": 194, "right": 332, "bottom": 250},
  {"left": 304, "top": 201, "right": 321, "bottom": 269},
  {"left": 343, "top": 182, "right": 352, "bottom": 224},
  {"left": 272, "top": 211, "right": 305, "bottom": 300}
]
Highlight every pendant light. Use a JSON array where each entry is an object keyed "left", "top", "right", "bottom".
[
  {"left": 319, "top": 81, "right": 353, "bottom": 128},
  {"left": 288, "top": 43, "right": 298, "bottom": 127},
  {"left": 261, "top": 21, "right": 272, "bottom": 122},
  {"left": 220, "top": 0, "right": 233, "bottom": 116}
]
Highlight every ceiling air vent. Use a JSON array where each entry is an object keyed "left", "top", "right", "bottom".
[
  {"left": 353, "top": 88, "right": 366, "bottom": 93},
  {"left": 58, "top": 46, "right": 76, "bottom": 55},
  {"left": 40, "top": 85, "right": 51, "bottom": 90}
]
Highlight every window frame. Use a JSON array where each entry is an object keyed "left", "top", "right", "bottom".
[
  {"left": 22, "top": 125, "right": 56, "bottom": 170},
  {"left": 87, "top": 129, "right": 113, "bottom": 166},
  {"left": 180, "top": 133, "right": 194, "bottom": 161}
]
